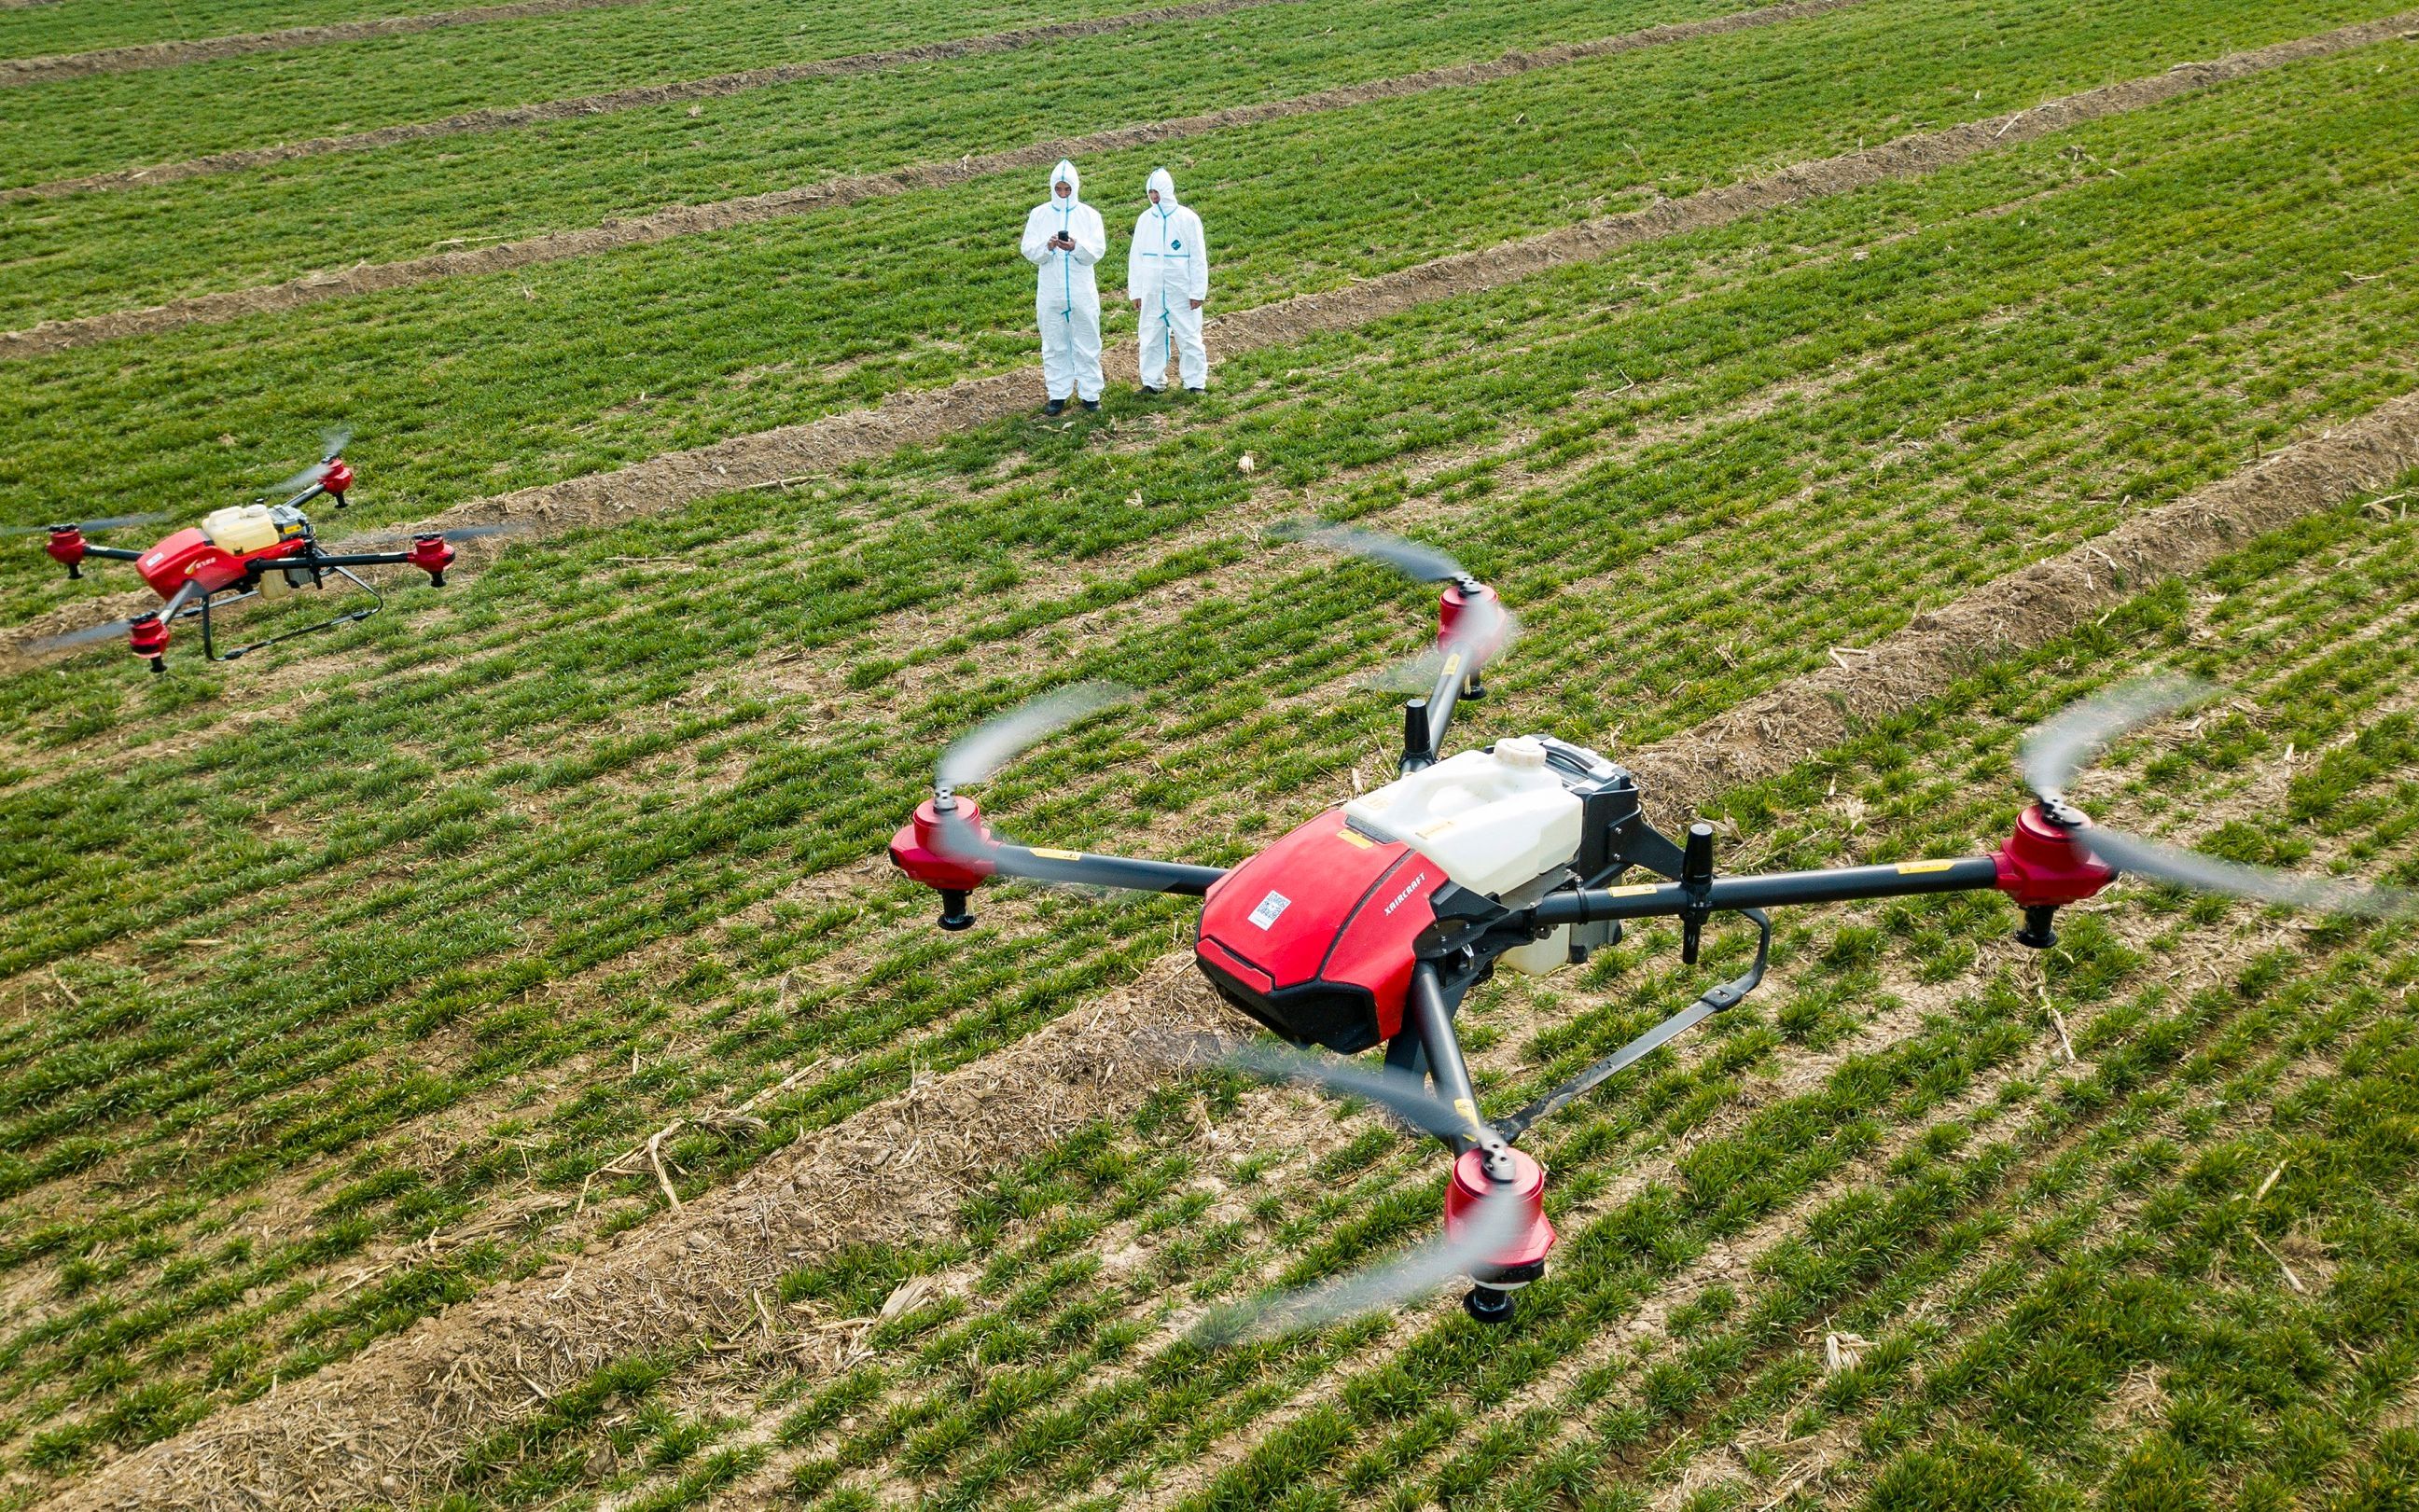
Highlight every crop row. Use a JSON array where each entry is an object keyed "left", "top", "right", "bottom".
[
  {"left": 0, "top": 0, "right": 1759, "bottom": 314},
  {"left": 0, "top": 0, "right": 526, "bottom": 59},
  {"left": 411, "top": 502, "right": 2419, "bottom": 1508},
  {"left": 0, "top": 52, "right": 2411, "bottom": 1482},
  {"left": 5, "top": 0, "right": 2408, "bottom": 583},
  {"left": 0, "top": 0, "right": 1207, "bottom": 178}
]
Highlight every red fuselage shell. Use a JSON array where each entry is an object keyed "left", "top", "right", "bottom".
[
  {"left": 134, "top": 530, "right": 306, "bottom": 600},
  {"left": 1194, "top": 811, "right": 1442, "bottom": 1051}
]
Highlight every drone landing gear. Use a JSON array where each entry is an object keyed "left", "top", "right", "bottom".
[{"left": 201, "top": 566, "right": 383, "bottom": 662}]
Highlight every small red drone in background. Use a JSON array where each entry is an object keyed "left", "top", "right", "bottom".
[
  {"left": 892, "top": 526, "right": 2412, "bottom": 1334},
  {"left": 9, "top": 430, "right": 507, "bottom": 673}
]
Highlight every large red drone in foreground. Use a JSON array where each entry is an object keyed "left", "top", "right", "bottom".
[
  {"left": 9, "top": 430, "right": 507, "bottom": 673},
  {"left": 893, "top": 527, "right": 2409, "bottom": 1332}
]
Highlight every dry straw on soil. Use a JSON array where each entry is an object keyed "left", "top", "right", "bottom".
[
  {"left": 0, "top": 0, "right": 655, "bottom": 87},
  {"left": 0, "top": 0, "right": 1879, "bottom": 352},
  {"left": 0, "top": 0, "right": 1306, "bottom": 204},
  {"left": 48, "top": 385, "right": 2419, "bottom": 1509}
]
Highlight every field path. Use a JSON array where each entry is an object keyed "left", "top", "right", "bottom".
[
  {"left": 0, "top": 0, "right": 1308, "bottom": 204},
  {"left": 0, "top": 0, "right": 1887, "bottom": 354},
  {"left": 0, "top": 0, "right": 658, "bottom": 84},
  {"left": 44, "top": 385, "right": 2419, "bottom": 1509}
]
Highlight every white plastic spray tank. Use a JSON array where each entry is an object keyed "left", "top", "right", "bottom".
[
  {"left": 1343, "top": 737, "right": 1580, "bottom": 975},
  {"left": 200, "top": 505, "right": 281, "bottom": 555}
]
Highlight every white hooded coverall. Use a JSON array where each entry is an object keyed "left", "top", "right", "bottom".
[
  {"left": 1021, "top": 160, "right": 1107, "bottom": 403},
  {"left": 1127, "top": 167, "right": 1210, "bottom": 391}
]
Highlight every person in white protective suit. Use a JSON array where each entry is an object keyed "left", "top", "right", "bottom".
[
  {"left": 1021, "top": 160, "right": 1107, "bottom": 413},
  {"left": 1126, "top": 167, "right": 1210, "bottom": 395}
]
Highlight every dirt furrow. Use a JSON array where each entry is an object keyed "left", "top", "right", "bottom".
[
  {"left": 1640, "top": 387, "right": 2419, "bottom": 821},
  {"left": 0, "top": 0, "right": 663, "bottom": 85},
  {"left": 50, "top": 395, "right": 2419, "bottom": 1509},
  {"left": 0, "top": 0, "right": 1307, "bottom": 203},
  {"left": 0, "top": 0, "right": 1882, "bottom": 354}
]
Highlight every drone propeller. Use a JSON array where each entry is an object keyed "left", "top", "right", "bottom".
[
  {"left": 1285, "top": 522, "right": 1481, "bottom": 593},
  {"left": 2022, "top": 677, "right": 2416, "bottom": 918},
  {"left": 1186, "top": 1042, "right": 1533, "bottom": 1340},
  {"left": 20, "top": 616, "right": 144, "bottom": 656},
  {"left": 935, "top": 681, "right": 1129, "bottom": 798},
  {"left": 18, "top": 580, "right": 204, "bottom": 659},
  {"left": 271, "top": 425, "right": 356, "bottom": 498},
  {"left": 1, "top": 512, "right": 172, "bottom": 536}
]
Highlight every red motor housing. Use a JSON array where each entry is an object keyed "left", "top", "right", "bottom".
[
  {"left": 889, "top": 797, "right": 995, "bottom": 893},
  {"left": 408, "top": 533, "right": 456, "bottom": 586},
  {"left": 321, "top": 459, "right": 355, "bottom": 502},
  {"left": 1993, "top": 804, "right": 2115, "bottom": 907},
  {"left": 127, "top": 612, "right": 170, "bottom": 672},
  {"left": 46, "top": 527, "right": 86, "bottom": 575},
  {"left": 1447, "top": 1146, "right": 1555, "bottom": 1279},
  {"left": 1438, "top": 581, "right": 1508, "bottom": 664},
  {"left": 1193, "top": 811, "right": 1444, "bottom": 1052}
]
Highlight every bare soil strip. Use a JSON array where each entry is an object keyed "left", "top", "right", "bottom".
[
  {"left": 0, "top": 0, "right": 1303, "bottom": 203},
  {"left": 0, "top": 0, "right": 654, "bottom": 86},
  {"left": 1640, "top": 388, "right": 2419, "bottom": 820},
  {"left": 49, "top": 389, "right": 2419, "bottom": 1509},
  {"left": 0, "top": 0, "right": 1881, "bottom": 354}
]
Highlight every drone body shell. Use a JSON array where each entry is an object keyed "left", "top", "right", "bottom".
[
  {"left": 133, "top": 522, "right": 309, "bottom": 600},
  {"left": 1195, "top": 812, "right": 1442, "bottom": 1053}
]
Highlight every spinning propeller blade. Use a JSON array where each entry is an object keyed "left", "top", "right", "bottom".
[
  {"left": 21, "top": 617, "right": 140, "bottom": 655},
  {"left": 936, "top": 681, "right": 1128, "bottom": 794},
  {"left": 20, "top": 581, "right": 202, "bottom": 659},
  {"left": 1187, "top": 1042, "right": 1527, "bottom": 1340},
  {"left": 271, "top": 426, "right": 356, "bottom": 496},
  {"left": 1286, "top": 522, "right": 1476, "bottom": 588},
  {"left": 1288, "top": 522, "right": 1518, "bottom": 701},
  {"left": 1213, "top": 1042, "right": 1487, "bottom": 1144},
  {"left": 2022, "top": 678, "right": 2417, "bottom": 918},
  {"left": 2, "top": 512, "right": 172, "bottom": 536},
  {"left": 327, "top": 520, "right": 524, "bottom": 551}
]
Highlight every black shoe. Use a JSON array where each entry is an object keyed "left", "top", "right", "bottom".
[
  {"left": 1044, "top": 399, "right": 1066, "bottom": 416},
  {"left": 1140, "top": 384, "right": 1164, "bottom": 396},
  {"left": 1081, "top": 398, "right": 1101, "bottom": 412},
  {"left": 1186, "top": 386, "right": 1206, "bottom": 395}
]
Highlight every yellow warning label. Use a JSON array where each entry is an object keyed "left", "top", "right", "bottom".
[
  {"left": 1336, "top": 827, "right": 1374, "bottom": 850},
  {"left": 1896, "top": 859, "right": 1955, "bottom": 875},
  {"left": 1030, "top": 847, "right": 1083, "bottom": 861},
  {"left": 1604, "top": 883, "right": 1663, "bottom": 897}
]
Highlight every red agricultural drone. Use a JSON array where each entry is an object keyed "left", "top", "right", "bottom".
[
  {"left": 892, "top": 527, "right": 2411, "bottom": 1333},
  {"left": 10, "top": 431, "right": 507, "bottom": 673}
]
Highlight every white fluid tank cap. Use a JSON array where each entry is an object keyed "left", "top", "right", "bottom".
[{"left": 1495, "top": 736, "right": 1547, "bottom": 769}]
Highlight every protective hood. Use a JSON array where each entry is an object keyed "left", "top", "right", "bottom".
[
  {"left": 1048, "top": 160, "right": 1081, "bottom": 203},
  {"left": 1146, "top": 167, "right": 1179, "bottom": 209}
]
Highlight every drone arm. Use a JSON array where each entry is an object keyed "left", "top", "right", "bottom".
[
  {"left": 1534, "top": 854, "right": 2004, "bottom": 927},
  {"left": 80, "top": 545, "right": 144, "bottom": 562},
  {"left": 1404, "top": 648, "right": 1472, "bottom": 770},
  {"left": 301, "top": 549, "right": 416, "bottom": 569},
  {"left": 981, "top": 841, "right": 1226, "bottom": 896},
  {"left": 1404, "top": 962, "right": 1482, "bottom": 1157},
  {"left": 305, "top": 536, "right": 455, "bottom": 585}
]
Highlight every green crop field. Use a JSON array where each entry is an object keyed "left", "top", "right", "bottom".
[{"left": 0, "top": 0, "right": 2414, "bottom": 1506}]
